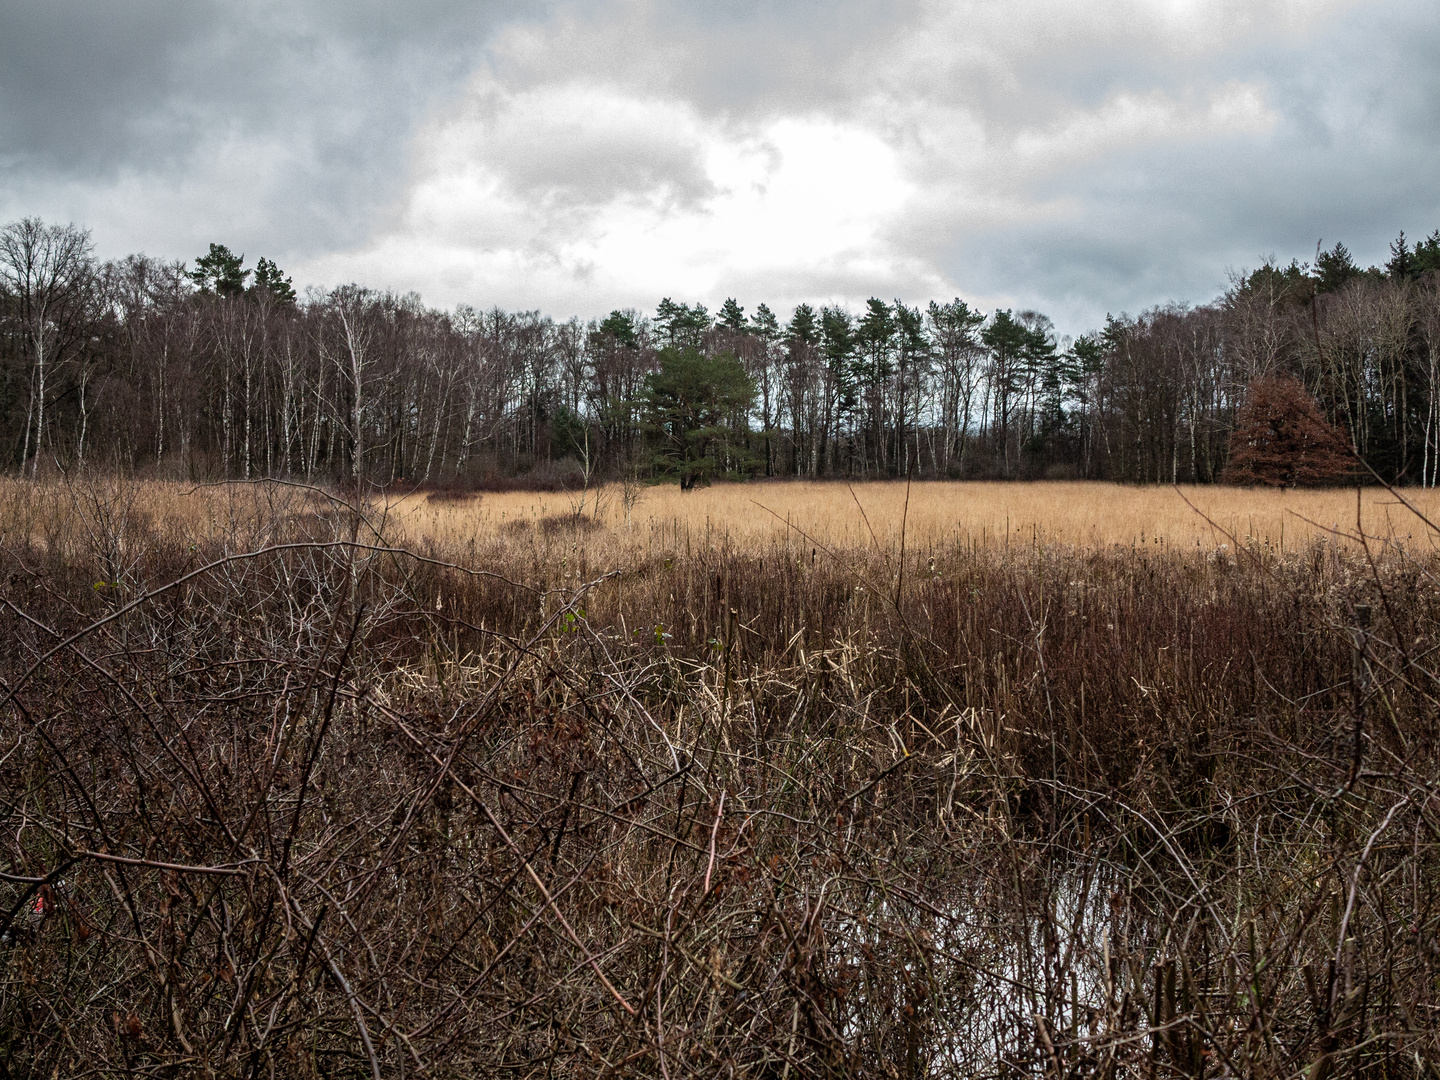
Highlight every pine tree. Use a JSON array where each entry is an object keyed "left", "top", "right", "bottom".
[
  {"left": 750, "top": 303, "right": 779, "bottom": 341},
  {"left": 190, "top": 243, "right": 250, "bottom": 297},
  {"left": 786, "top": 304, "right": 818, "bottom": 346},
  {"left": 1315, "top": 242, "right": 1361, "bottom": 294},
  {"left": 1415, "top": 230, "right": 1440, "bottom": 277},
  {"left": 982, "top": 309, "right": 1030, "bottom": 475},
  {"left": 643, "top": 346, "right": 757, "bottom": 488},
  {"left": 857, "top": 298, "right": 895, "bottom": 385},
  {"left": 654, "top": 298, "right": 683, "bottom": 344},
  {"left": 250, "top": 257, "right": 297, "bottom": 306},
  {"left": 1387, "top": 232, "right": 1416, "bottom": 281},
  {"left": 599, "top": 310, "right": 639, "bottom": 348},
  {"left": 718, "top": 297, "right": 747, "bottom": 333},
  {"left": 655, "top": 299, "right": 710, "bottom": 347},
  {"left": 820, "top": 306, "right": 857, "bottom": 422}
]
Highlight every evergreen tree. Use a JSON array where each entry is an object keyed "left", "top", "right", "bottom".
[
  {"left": 895, "top": 302, "right": 928, "bottom": 365},
  {"left": 718, "top": 297, "right": 747, "bottom": 333},
  {"left": 1415, "top": 231, "right": 1440, "bottom": 277},
  {"left": 190, "top": 243, "right": 250, "bottom": 297},
  {"left": 856, "top": 298, "right": 895, "bottom": 386},
  {"left": 643, "top": 346, "right": 757, "bottom": 488},
  {"left": 1315, "top": 242, "right": 1361, "bottom": 294},
  {"left": 1066, "top": 333, "right": 1106, "bottom": 475},
  {"left": 893, "top": 301, "right": 930, "bottom": 473},
  {"left": 1068, "top": 334, "right": 1104, "bottom": 403},
  {"left": 982, "top": 309, "right": 1030, "bottom": 475},
  {"left": 1387, "top": 232, "right": 1415, "bottom": 281},
  {"left": 820, "top": 305, "right": 858, "bottom": 424},
  {"left": 1037, "top": 339, "right": 1069, "bottom": 436},
  {"left": 927, "top": 298, "right": 983, "bottom": 345},
  {"left": 599, "top": 310, "right": 640, "bottom": 348},
  {"left": 927, "top": 298, "right": 986, "bottom": 472},
  {"left": 655, "top": 299, "right": 710, "bottom": 348},
  {"left": 786, "top": 304, "right": 818, "bottom": 346},
  {"left": 654, "top": 298, "right": 684, "bottom": 344},
  {"left": 550, "top": 404, "right": 590, "bottom": 462},
  {"left": 751, "top": 302, "right": 780, "bottom": 341},
  {"left": 1238, "top": 259, "right": 1315, "bottom": 308},
  {"left": 680, "top": 303, "right": 711, "bottom": 346},
  {"left": 250, "top": 257, "right": 296, "bottom": 306},
  {"left": 1021, "top": 314, "right": 1058, "bottom": 402}
]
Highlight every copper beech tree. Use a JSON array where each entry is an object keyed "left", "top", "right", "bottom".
[{"left": 1221, "top": 375, "right": 1354, "bottom": 486}]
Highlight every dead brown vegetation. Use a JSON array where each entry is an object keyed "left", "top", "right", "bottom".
[
  {"left": 1221, "top": 377, "right": 1355, "bottom": 488},
  {"left": 2, "top": 476, "right": 1439, "bottom": 1077}
]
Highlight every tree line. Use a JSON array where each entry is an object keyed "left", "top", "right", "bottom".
[{"left": 4, "top": 215, "right": 1440, "bottom": 486}]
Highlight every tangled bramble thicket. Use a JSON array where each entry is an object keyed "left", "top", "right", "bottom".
[{"left": 2, "top": 477, "right": 1439, "bottom": 1078}]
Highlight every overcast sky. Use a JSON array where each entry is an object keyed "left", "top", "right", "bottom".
[{"left": 2, "top": 0, "right": 1437, "bottom": 335}]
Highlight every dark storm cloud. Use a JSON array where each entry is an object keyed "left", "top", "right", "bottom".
[
  {"left": 0, "top": 0, "right": 218, "bottom": 173},
  {"left": 935, "top": 0, "right": 1440, "bottom": 331},
  {"left": 3, "top": 0, "right": 1438, "bottom": 333},
  {"left": 0, "top": 0, "right": 550, "bottom": 258},
  {"left": 0, "top": 0, "right": 542, "bottom": 172}
]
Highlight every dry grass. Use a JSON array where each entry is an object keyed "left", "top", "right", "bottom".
[
  {"left": 6, "top": 478, "right": 1436, "bottom": 562},
  {"left": 384, "top": 480, "right": 1440, "bottom": 557},
  {"left": 4, "top": 474, "right": 1440, "bottom": 1078}
]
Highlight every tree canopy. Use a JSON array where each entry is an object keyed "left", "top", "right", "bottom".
[
  {"left": 189, "top": 243, "right": 250, "bottom": 296},
  {"left": 642, "top": 346, "right": 757, "bottom": 489},
  {"left": 1220, "top": 377, "right": 1353, "bottom": 487}
]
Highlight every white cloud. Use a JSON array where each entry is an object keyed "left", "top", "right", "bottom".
[{"left": 299, "top": 78, "right": 939, "bottom": 313}]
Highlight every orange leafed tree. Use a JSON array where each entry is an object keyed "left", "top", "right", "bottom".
[{"left": 1221, "top": 376, "right": 1354, "bottom": 487}]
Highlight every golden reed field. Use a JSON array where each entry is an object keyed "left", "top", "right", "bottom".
[
  {"left": 377, "top": 479, "right": 1439, "bottom": 557},
  {"left": 8, "top": 475, "right": 1438, "bottom": 558},
  {"left": 20, "top": 476, "right": 1427, "bottom": 541}
]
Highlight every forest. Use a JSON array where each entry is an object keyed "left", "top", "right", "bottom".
[{"left": 3, "top": 216, "right": 1440, "bottom": 486}]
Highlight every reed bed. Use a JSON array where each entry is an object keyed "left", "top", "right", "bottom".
[
  {"left": 387, "top": 479, "right": 1440, "bottom": 556},
  {"left": 5, "top": 477, "right": 1438, "bottom": 560},
  {"left": 1, "top": 475, "right": 1438, "bottom": 1078}
]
